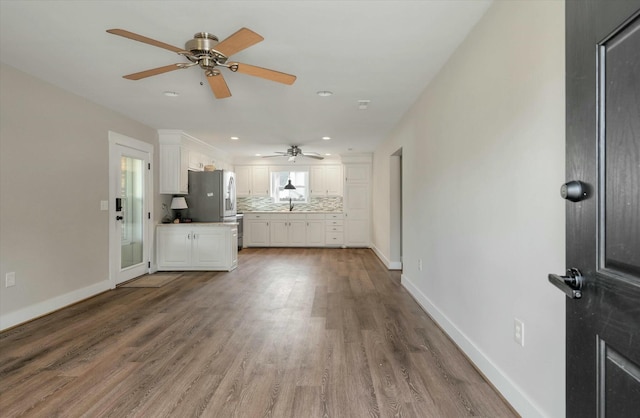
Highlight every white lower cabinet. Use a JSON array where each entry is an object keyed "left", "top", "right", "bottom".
[
  {"left": 244, "top": 213, "right": 338, "bottom": 247},
  {"left": 306, "top": 214, "right": 326, "bottom": 247},
  {"left": 269, "top": 214, "right": 307, "bottom": 247},
  {"left": 324, "top": 213, "right": 344, "bottom": 246},
  {"left": 157, "top": 224, "right": 237, "bottom": 271},
  {"left": 245, "top": 214, "right": 270, "bottom": 246}
]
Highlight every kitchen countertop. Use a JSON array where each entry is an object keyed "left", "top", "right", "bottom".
[
  {"left": 241, "top": 211, "right": 342, "bottom": 214},
  {"left": 157, "top": 222, "right": 239, "bottom": 226}
]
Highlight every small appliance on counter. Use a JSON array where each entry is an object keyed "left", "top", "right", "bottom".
[{"left": 186, "top": 170, "right": 237, "bottom": 222}]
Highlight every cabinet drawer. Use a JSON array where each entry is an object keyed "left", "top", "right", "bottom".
[
  {"left": 288, "top": 213, "right": 307, "bottom": 221},
  {"left": 325, "top": 232, "right": 344, "bottom": 245},
  {"left": 245, "top": 213, "right": 270, "bottom": 220},
  {"left": 325, "top": 220, "right": 344, "bottom": 227},
  {"left": 326, "top": 225, "right": 344, "bottom": 233},
  {"left": 270, "top": 214, "right": 289, "bottom": 220},
  {"left": 306, "top": 213, "right": 326, "bottom": 221},
  {"left": 325, "top": 213, "right": 344, "bottom": 220}
]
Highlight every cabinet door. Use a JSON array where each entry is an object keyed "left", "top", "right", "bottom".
[
  {"left": 235, "top": 166, "right": 251, "bottom": 196},
  {"left": 270, "top": 220, "right": 289, "bottom": 246},
  {"left": 344, "top": 183, "right": 369, "bottom": 218},
  {"left": 246, "top": 220, "right": 270, "bottom": 246},
  {"left": 344, "top": 182, "right": 370, "bottom": 247},
  {"left": 230, "top": 228, "right": 238, "bottom": 270},
  {"left": 325, "top": 165, "right": 343, "bottom": 196},
  {"left": 159, "top": 144, "right": 189, "bottom": 195},
  {"left": 306, "top": 220, "right": 325, "bottom": 246},
  {"left": 309, "top": 166, "right": 325, "bottom": 197},
  {"left": 192, "top": 227, "right": 226, "bottom": 268},
  {"left": 251, "top": 166, "right": 270, "bottom": 196},
  {"left": 344, "top": 164, "right": 370, "bottom": 184},
  {"left": 157, "top": 227, "right": 191, "bottom": 269},
  {"left": 345, "top": 218, "right": 369, "bottom": 247},
  {"left": 288, "top": 220, "right": 307, "bottom": 246}
]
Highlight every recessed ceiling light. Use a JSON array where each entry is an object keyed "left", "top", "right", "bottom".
[
  {"left": 255, "top": 153, "right": 261, "bottom": 156},
  {"left": 325, "top": 153, "right": 332, "bottom": 156},
  {"left": 230, "top": 136, "right": 239, "bottom": 140},
  {"left": 317, "top": 90, "right": 333, "bottom": 97},
  {"left": 163, "top": 91, "right": 179, "bottom": 97},
  {"left": 322, "top": 136, "right": 331, "bottom": 141}
]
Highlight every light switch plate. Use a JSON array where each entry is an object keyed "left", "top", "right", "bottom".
[
  {"left": 100, "top": 200, "right": 109, "bottom": 211},
  {"left": 5, "top": 272, "right": 16, "bottom": 287},
  {"left": 514, "top": 318, "right": 524, "bottom": 347}
]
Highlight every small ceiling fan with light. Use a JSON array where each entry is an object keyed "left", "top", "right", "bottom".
[
  {"left": 263, "top": 145, "right": 324, "bottom": 161},
  {"left": 106, "top": 27, "right": 296, "bottom": 99}
]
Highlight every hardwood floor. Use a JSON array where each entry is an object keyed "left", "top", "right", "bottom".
[{"left": 0, "top": 248, "right": 517, "bottom": 417}]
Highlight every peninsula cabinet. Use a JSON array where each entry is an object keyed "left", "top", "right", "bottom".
[{"left": 156, "top": 224, "right": 238, "bottom": 271}]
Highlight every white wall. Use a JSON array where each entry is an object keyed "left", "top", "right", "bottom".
[
  {"left": 0, "top": 63, "right": 159, "bottom": 330},
  {"left": 372, "top": 1, "right": 566, "bottom": 417}
]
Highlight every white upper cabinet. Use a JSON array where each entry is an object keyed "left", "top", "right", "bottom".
[
  {"left": 235, "top": 165, "right": 270, "bottom": 197},
  {"left": 158, "top": 130, "right": 229, "bottom": 195},
  {"left": 310, "top": 165, "right": 343, "bottom": 196},
  {"left": 344, "top": 164, "right": 370, "bottom": 184}
]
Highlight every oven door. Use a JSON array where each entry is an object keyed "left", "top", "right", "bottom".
[{"left": 223, "top": 171, "right": 237, "bottom": 218}]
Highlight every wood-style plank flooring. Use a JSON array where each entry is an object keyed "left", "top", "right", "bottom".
[{"left": 0, "top": 248, "right": 517, "bottom": 417}]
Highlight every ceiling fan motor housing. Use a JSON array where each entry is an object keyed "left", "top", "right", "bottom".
[{"left": 185, "top": 32, "right": 228, "bottom": 68}]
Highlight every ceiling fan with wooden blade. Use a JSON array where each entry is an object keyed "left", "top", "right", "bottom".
[
  {"left": 263, "top": 146, "right": 324, "bottom": 161},
  {"left": 106, "top": 27, "right": 296, "bottom": 99}
]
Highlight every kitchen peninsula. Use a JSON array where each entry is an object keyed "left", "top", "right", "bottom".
[{"left": 156, "top": 222, "right": 238, "bottom": 271}]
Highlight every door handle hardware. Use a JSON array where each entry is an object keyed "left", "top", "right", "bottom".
[
  {"left": 560, "top": 181, "right": 588, "bottom": 202},
  {"left": 116, "top": 215, "right": 124, "bottom": 221},
  {"left": 548, "top": 268, "right": 584, "bottom": 299}
]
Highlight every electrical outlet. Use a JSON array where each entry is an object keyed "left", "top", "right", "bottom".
[
  {"left": 514, "top": 318, "right": 524, "bottom": 347},
  {"left": 418, "top": 259, "right": 423, "bottom": 271},
  {"left": 5, "top": 272, "right": 16, "bottom": 288}
]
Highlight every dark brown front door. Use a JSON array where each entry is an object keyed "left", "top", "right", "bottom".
[{"left": 561, "top": 1, "right": 640, "bottom": 416}]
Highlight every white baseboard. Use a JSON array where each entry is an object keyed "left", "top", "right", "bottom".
[
  {"left": 401, "top": 274, "right": 544, "bottom": 418},
  {"left": 0, "top": 280, "right": 111, "bottom": 331},
  {"left": 371, "top": 244, "right": 403, "bottom": 270}
]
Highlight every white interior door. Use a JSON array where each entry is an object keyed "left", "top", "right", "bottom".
[{"left": 109, "top": 132, "right": 152, "bottom": 286}]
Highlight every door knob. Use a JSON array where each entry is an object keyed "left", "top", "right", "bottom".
[
  {"left": 116, "top": 215, "right": 124, "bottom": 221},
  {"left": 548, "top": 268, "right": 584, "bottom": 299},
  {"left": 560, "top": 181, "right": 588, "bottom": 202}
]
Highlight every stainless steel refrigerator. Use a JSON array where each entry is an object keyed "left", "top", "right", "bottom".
[{"left": 186, "top": 170, "right": 237, "bottom": 222}]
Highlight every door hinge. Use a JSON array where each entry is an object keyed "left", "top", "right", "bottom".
[
  {"left": 148, "top": 261, "right": 151, "bottom": 268},
  {"left": 148, "top": 212, "right": 151, "bottom": 219},
  {"left": 148, "top": 163, "right": 151, "bottom": 170}
]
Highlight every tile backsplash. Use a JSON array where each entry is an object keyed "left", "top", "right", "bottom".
[{"left": 237, "top": 196, "right": 343, "bottom": 212}]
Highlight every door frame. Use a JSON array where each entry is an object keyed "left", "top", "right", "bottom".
[
  {"left": 389, "top": 148, "right": 403, "bottom": 270},
  {"left": 108, "top": 131, "right": 154, "bottom": 288}
]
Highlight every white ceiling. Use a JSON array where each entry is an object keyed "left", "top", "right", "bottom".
[{"left": 0, "top": 0, "right": 491, "bottom": 159}]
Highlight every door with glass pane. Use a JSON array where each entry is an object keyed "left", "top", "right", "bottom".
[{"left": 113, "top": 144, "right": 149, "bottom": 284}]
